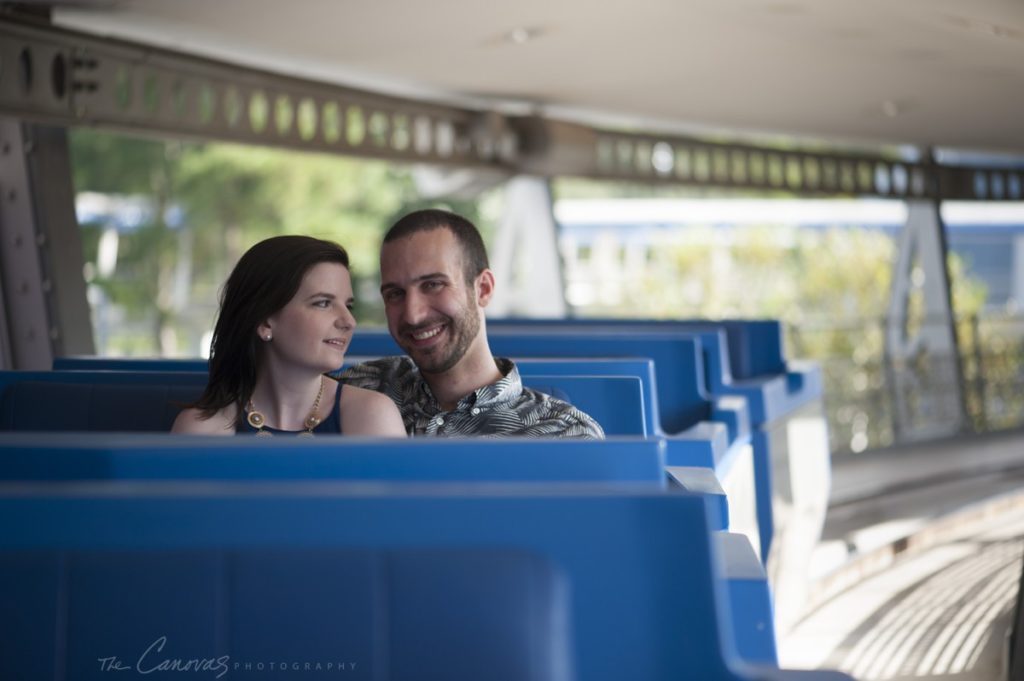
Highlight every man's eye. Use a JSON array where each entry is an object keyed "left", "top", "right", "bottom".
[
  {"left": 383, "top": 290, "right": 403, "bottom": 302},
  {"left": 423, "top": 280, "right": 442, "bottom": 291}
]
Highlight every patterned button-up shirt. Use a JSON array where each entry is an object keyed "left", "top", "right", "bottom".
[{"left": 335, "top": 356, "right": 605, "bottom": 439}]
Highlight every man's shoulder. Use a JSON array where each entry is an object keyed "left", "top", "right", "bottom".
[
  {"left": 515, "top": 385, "right": 606, "bottom": 439},
  {"left": 335, "top": 356, "right": 417, "bottom": 390}
]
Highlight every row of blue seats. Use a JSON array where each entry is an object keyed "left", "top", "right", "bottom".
[
  {"left": 0, "top": 365, "right": 741, "bottom": 533},
  {"left": 0, "top": 363, "right": 747, "bottom": 532},
  {"left": 53, "top": 319, "right": 824, "bottom": 566},
  {"left": 3, "top": 476, "right": 848, "bottom": 680},
  {"left": 348, "top": 321, "right": 823, "bottom": 563},
  {"left": 0, "top": 388, "right": 773, "bottom": 677},
  {"left": 0, "top": 319, "right": 839, "bottom": 679},
  {"left": 39, "top": 323, "right": 831, "bottom": 622}
]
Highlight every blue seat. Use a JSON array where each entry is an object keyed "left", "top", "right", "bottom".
[
  {"left": 0, "top": 436, "right": 768, "bottom": 664},
  {"left": 344, "top": 332, "right": 758, "bottom": 551},
  {"left": 0, "top": 367, "right": 737, "bottom": 526},
  {"left": 0, "top": 370, "right": 645, "bottom": 436},
  {"left": 347, "top": 329, "right": 748, "bottom": 439},
  {"left": 0, "top": 433, "right": 669, "bottom": 485},
  {"left": 0, "top": 483, "right": 850, "bottom": 681},
  {"left": 54, "top": 356, "right": 213, "bottom": 371},
  {"left": 0, "top": 375, "right": 205, "bottom": 432},
  {"left": 45, "top": 358, "right": 737, "bottom": 469},
  {"left": 484, "top": 319, "right": 829, "bottom": 580},
  {"left": 492, "top": 320, "right": 820, "bottom": 423}
]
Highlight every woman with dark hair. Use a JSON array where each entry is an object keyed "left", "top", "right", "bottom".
[{"left": 172, "top": 235, "right": 405, "bottom": 436}]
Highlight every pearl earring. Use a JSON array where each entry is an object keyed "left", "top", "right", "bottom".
[{"left": 264, "top": 334, "right": 272, "bottom": 341}]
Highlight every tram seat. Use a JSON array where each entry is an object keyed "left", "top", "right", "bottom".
[
  {"left": 347, "top": 329, "right": 746, "bottom": 437},
  {"left": 35, "top": 358, "right": 757, "bottom": 552},
  {"left": 0, "top": 370, "right": 646, "bottom": 437},
  {"left": 50, "top": 356, "right": 740, "bottom": 470},
  {"left": 51, "top": 356, "right": 662, "bottom": 438},
  {"left": 2, "top": 367, "right": 747, "bottom": 531},
  {"left": 0, "top": 438, "right": 771, "bottom": 665},
  {"left": 0, "top": 436, "right": 778, "bottom": 665},
  {"left": 480, "top": 319, "right": 832, "bottom": 626},
  {"left": 482, "top": 320, "right": 826, "bottom": 561},
  {"left": 0, "top": 433, "right": 671, "bottom": 484},
  {"left": 0, "top": 483, "right": 849, "bottom": 680},
  {"left": 344, "top": 332, "right": 759, "bottom": 553}
]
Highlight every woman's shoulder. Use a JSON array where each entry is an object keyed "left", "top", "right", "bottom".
[
  {"left": 340, "top": 383, "right": 389, "bottom": 404},
  {"left": 338, "top": 384, "right": 406, "bottom": 436},
  {"left": 171, "top": 404, "right": 238, "bottom": 435}
]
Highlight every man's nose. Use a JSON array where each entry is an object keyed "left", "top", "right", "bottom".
[{"left": 401, "top": 290, "right": 430, "bottom": 326}]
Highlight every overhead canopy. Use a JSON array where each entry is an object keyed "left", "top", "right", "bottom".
[{"left": 54, "top": 0, "right": 1024, "bottom": 155}]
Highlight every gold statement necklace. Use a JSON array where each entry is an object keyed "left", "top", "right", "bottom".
[{"left": 246, "top": 375, "right": 325, "bottom": 437}]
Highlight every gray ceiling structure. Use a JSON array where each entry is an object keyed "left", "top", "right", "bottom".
[
  {"left": 1, "top": 1, "right": 1023, "bottom": 200},
  {"left": 54, "top": 0, "right": 1024, "bottom": 155}
]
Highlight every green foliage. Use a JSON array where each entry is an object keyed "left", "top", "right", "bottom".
[
  {"left": 561, "top": 218, "right": 995, "bottom": 454},
  {"left": 71, "top": 130, "right": 420, "bottom": 354}
]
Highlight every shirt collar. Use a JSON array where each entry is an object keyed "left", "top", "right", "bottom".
[
  {"left": 411, "top": 357, "right": 522, "bottom": 412},
  {"left": 462, "top": 358, "right": 522, "bottom": 409}
]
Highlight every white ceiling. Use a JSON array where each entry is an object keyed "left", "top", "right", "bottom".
[{"left": 54, "top": 0, "right": 1024, "bottom": 155}]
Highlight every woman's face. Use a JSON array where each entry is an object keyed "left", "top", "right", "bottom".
[{"left": 258, "top": 262, "right": 356, "bottom": 374}]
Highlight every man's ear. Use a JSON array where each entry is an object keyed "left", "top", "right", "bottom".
[{"left": 475, "top": 269, "right": 496, "bottom": 307}]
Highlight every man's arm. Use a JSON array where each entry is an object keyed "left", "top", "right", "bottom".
[
  {"left": 525, "top": 401, "right": 606, "bottom": 440},
  {"left": 334, "top": 359, "right": 385, "bottom": 391}
]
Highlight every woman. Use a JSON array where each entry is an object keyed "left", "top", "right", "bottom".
[{"left": 172, "top": 235, "right": 405, "bottom": 436}]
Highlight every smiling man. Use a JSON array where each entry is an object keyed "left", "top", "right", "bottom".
[{"left": 338, "top": 209, "right": 604, "bottom": 438}]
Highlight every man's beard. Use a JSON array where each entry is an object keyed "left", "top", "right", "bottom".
[{"left": 399, "top": 292, "right": 480, "bottom": 375}]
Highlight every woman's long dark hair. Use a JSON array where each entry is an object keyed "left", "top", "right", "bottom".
[{"left": 191, "top": 235, "right": 350, "bottom": 419}]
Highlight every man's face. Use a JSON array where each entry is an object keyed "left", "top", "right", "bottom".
[{"left": 380, "top": 227, "right": 483, "bottom": 375}]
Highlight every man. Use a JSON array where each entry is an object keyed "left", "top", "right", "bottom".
[{"left": 338, "top": 209, "right": 604, "bottom": 438}]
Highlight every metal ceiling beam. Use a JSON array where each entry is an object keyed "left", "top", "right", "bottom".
[{"left": 1, "top": 12, "right": 1022, "bottom": 201}]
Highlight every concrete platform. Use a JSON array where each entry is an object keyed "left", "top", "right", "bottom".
[{"left": 779, "top": 429, "right": 1024, "bottom": 681}]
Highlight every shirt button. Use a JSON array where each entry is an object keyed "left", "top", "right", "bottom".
[
  {"left": 471, "top": 408, "right": 480, "bottom": 416},
  {"left": 435, "top": 416, "right": 445, "bottom": 426}
]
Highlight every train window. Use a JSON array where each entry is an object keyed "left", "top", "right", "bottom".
[
  {"left": 297, "top": 98, "right": 318, "bottom": 141},
  {"left": 274, "top": 95, "right": 294, "bottom": 136},
  {"left": 198, "top": 84, "right": 216, "bottom": 125},
  {"left": 114, "top": 66, "right": 132, "bottom": 110},
  {"left": 223, "top": 87, "right": 242, "bottom": 128},
  {"left": 142, "top": 74, "right": 160, "bottom": 115},
  {"left": 322, "top": 102, "right": 342, "bottom": 143},
  {"left": 347, "top": 106, "right": 365, "bottom": 146},
  {"left": 651, "top": 142, "right": 673, "bottom": 176},
  {"left": 413, "top": 116, "right": 433, "bottom": 156}
]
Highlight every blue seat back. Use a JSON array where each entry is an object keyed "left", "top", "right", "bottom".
[
  {"left": 0, "top": 484, "right": 736, "bottom": 681},
  {"left": 0, "top": 370, "right": 205, "bottom": 432},
  {"left": 0, "top": 434, "right": 668, "bottom": 485},
  {"left": 489, "top": 318, "right": 787, "bottom": 378},
  {"left": 0, "top": 371, "right": 646, "bottom": 436}
]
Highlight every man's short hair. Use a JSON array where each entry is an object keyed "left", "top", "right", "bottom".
[{"left": 384, "top": 209, "right": 489, "bottom": 285}]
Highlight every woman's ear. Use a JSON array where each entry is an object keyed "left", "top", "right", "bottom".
[{"left": 256, "top": 320, "right": 274, "bottom": 342}]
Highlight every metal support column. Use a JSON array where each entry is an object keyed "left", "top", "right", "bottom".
[
  {"left": 884, "top": 198, "right": 966, "bottom": 441},
  {"left": 0, "top": 118, "right": 93, "bottom": 369},
  {"left": 488, "top": 176, "right": 567, "bottom": 318}
]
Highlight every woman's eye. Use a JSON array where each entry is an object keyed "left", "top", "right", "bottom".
[{"left": 313, "top": 300, "right": 330, "bottom": 308}]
